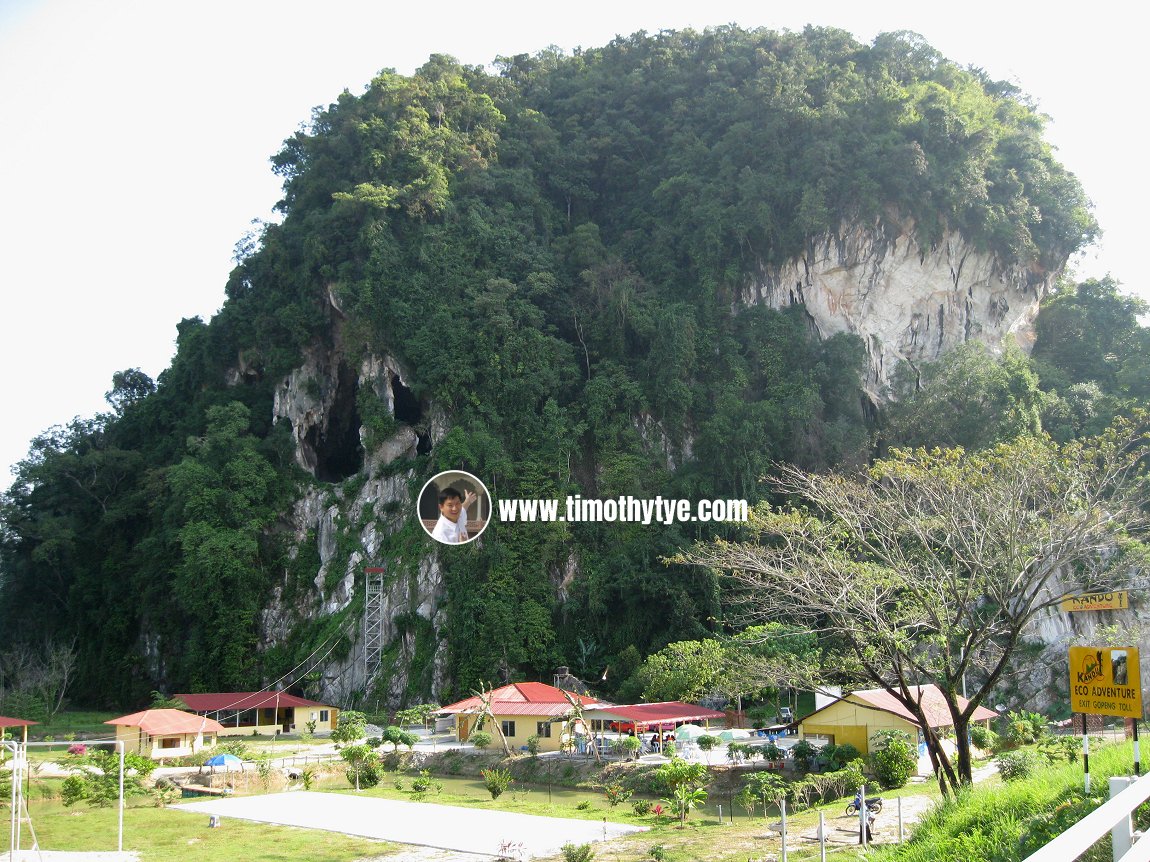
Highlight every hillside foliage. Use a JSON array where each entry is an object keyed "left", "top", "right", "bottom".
[{"left": 0, "top": 25, "right": 1135, "bottom": 712}]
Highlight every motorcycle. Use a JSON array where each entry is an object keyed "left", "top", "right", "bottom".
[{"left": 845, "top": 795, "right": 883, "bottom": 816}]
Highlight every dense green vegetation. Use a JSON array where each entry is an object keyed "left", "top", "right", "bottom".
[
  {"left": 0, "top": 25, "right": 1136, "bottom": 717},
  {"left": 870, "top": 741, "right": 1143, "bottom": 862}
]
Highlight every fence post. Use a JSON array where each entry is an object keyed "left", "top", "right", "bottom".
[
  {"left": 819, "top": 810, "right": 826, "bottom": 862},
  {"left": 859, "top": 783, "right": 868, "bottom": 847},
  {"left": 780, "top": 797, "right": 788, "bottom": 862},
  {"left": 1110, "top": 776, "right": 1135, "bottom": 862},
  {"left": 898, "top": 794, "right": 904, "bottom": 842}
]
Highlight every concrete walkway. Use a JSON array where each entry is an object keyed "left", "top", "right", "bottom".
[{"left": 174, "top": 791, "right": 646, "bottom": 860}]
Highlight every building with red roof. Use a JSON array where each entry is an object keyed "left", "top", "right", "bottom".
[
  {"left": 106, "top": 708, "right": 225, "bottom": 760},
  {"left": 439, "top": 682, "right": 607, "bottom": 752},
  {"left": 580, "top": 701, "right": 727, "bottom": 733},
  {"left": 173, "top": 692, "right": 338, "bottom": 737},
  {"left": 796, "top": 684, "right": 998, "bottom": 770},
  {"left": 0, "top": 715, "right": 37, "bottom": 744}
]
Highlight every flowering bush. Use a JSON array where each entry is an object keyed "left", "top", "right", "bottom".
[{"left": 67, "top": 744, "right": 87, "bottom": 756}]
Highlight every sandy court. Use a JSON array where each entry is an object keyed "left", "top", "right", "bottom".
[{"left": 174, "top": 791, "right": 646, "bottom": 859}]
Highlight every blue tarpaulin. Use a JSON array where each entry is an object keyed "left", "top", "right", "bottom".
[{"left": 204, "top": 753, "right": 243, "bottom": 768}]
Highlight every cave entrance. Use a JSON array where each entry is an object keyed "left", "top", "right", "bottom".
[
  {"left": 309, "top": 361, "right": 363, "bottom": 482},
  {"left": 391, "top": 373, "right": 432, "bottom": 455},
  {"left": 391, "top": 374, "right": 421, "bottom": 424}
]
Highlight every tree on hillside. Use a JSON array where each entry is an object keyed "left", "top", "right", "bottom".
[
  {"left": 638, "top": 639, "right": 730, "bottom": 703},
  {"left": 675, "top": 419, "right": 1150, "bottom": 796},
  {"left": 884, "top": 341, "right": 1046, "bottom": 451}
]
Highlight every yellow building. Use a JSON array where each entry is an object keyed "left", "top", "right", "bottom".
[
  {"left": 173, "top": 692, "right": 339, "bottom": 736},
  {"left": 439, "top": 682, "right": 606, "bottom": 753},
  {"left": 797, "top": 684, "right": 997, "bottom": 770},
  {"left": 105, "top": 709, "right": 224, "bottom": 760}
]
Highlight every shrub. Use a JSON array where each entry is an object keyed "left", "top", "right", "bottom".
[
  {"left": 744, "top": 771, "right": 787, "bottom": 811},
  {"left": 66, "top": 744, "right": 87, "bottom": 756},
  {"left": 997, "top": 749, "right": 1042, "bottom": 782},
  {"left": 970, "top": 724, "right": 998, "bottom": 751},
  {"left": 481, "top": 767, "right": 513, "bottom": 800},
  {"left": 869, "top": 730, "right": 917, "bottom": 790},
  {"left": 602, "top": 782, "right": 632, "bottom": 807},
  {"left": 381, "top": 725, "right": 420, "bottom": 751},
  {"left": 561, "top": 843, "right": 595, "bottom": 862},
  {"left": 791, "top": 740, "right": 817, "bottom": 772},
  {"left": 526, "top": 735, "right": 541, "bottom": 756},
  {"left": 216, "top": 739, "right": 253, "bottom": 760},
  {"left": 825, "top": 742, "right": 860, "bottom": 770},
  {"left": 653, "top": 757, "right": 708, "bottom": 795},
  {"left": 632, "top": 798, "right": 653, "bottom": 816},
  {"left": 344, "top": 763, "right": 381, "bottom": 789},
  {"left": 576, "top": 799, "right": 592, "bottom": 810},
  {"left": 1002, "top": 710, "right": 1050, "bottom": 748},
  {"left": 1039, "top": 735, "right": 1080, "bottom": 764},
  {"left": 469, "top": 731, "right": 492, "bottom": 750}
]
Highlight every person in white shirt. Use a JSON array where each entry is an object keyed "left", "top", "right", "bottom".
[{"left": 431, "top": 487, "right": 477, "bottom": 543}]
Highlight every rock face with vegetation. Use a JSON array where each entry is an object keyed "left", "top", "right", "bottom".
[{"left": 1, "top": 25, "right": 1120, "bottom": 717}]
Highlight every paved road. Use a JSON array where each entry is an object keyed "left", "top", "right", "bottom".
[{"left": 174, "top": 791, "right": 646, "bottom": 860}]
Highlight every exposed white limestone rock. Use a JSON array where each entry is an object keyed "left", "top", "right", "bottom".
[{"left": 750, "top": 222, "right": 1052, "bottom": 398}]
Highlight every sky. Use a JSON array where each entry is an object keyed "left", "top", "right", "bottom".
[{"left": 0, "top": 0, "right": 1143, "bottom": 489}]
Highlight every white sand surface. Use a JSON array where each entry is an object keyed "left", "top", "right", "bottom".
[{"left": 174, "top": 791, "right": 645, "bottom": 859}]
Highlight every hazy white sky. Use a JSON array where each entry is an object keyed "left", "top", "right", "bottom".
[{"left": 0, "top": 0, "right": 1143, "bottom": 488}]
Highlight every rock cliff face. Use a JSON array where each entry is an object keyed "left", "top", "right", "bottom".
[
  {"left": 257, "top": 220, "right": 1067, "bottom": 710},
  {"left": 750, "top": 222, "right": 1052, "bottom": 398},
  {"left": 266, "top": 349, "right": 450, "bottom": 706}
]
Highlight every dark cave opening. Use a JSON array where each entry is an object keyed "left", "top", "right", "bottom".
[
  {"left": 392, "top": 374, "right": 421, "bottom": 424},
  {"left": 310, "top": 361, "right": 364, "bottom": 482}
]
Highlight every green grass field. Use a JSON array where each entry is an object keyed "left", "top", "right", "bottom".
[{"left": 9, "top": 799, "right": 396, "bottom": 862}]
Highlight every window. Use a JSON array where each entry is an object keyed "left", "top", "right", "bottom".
[
  {"left": 501, "top": 720, "right": 516, "bottom": 738},
  {"left": 160, "top": 737, "right": 181, "bottom": 749},
  {"left": 319, "top": 710, "right": 329, "bottom": 722},
  {"left": 536, "top": 722, "right": 552, "bottom": 738}
]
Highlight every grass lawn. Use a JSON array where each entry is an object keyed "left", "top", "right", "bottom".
[
  {"left": 11, "top": 798, "right": 397, "bottom": 862},
  {"left": 19, "top": 710, "right": 122, "bottom": 741}
]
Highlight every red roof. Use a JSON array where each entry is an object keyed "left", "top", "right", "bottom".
[
  {"left": 440, "top": 682, "right": 604, "bottom": 716},
  {"left": 173, "top": 692, "right": 333, "bottom": 712},
  {"left": 106, "top": 709, "right": 225, "bottom": 736},
  {"left": 805, "top": 684, "right": 998, "bottom": 729},
  {"left": 582, "top": 701, "right": 727, "bottom": 726},
  {"left": 0, "top": 716, "right": 37, "bottom": 728}
]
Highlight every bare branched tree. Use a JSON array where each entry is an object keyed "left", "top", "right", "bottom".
[
  {"left": 675, "top": 417, "right": 1149, "bottom": 797},
  {"left": 472, "top": 683, "right": 514, "bottom": 757}
]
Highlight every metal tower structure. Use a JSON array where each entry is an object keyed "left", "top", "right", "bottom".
[{"left": 364, "top": 566, "right": 386, "bottom": 685}]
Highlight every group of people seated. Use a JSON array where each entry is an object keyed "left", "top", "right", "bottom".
[{"left": 646, "top": 731, "right": 676, "bottom": 750}]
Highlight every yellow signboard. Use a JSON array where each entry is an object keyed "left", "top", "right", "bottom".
[
  {"left": 1061, "top": 592, "right": 1130, "bottom": 612},
  {"left": 1069, "top": 646, "right": 1142, "bottom": 718}
]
